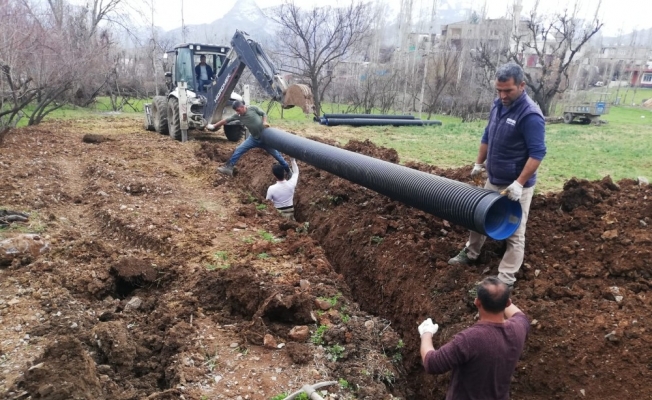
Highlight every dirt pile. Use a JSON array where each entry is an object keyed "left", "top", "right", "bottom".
[
  {"left": 1, "top": 117, "right": 650, "bottom": 399},
  {"left": 235, "top": 138, "right": 652, "bottom": 399},
  {"left": 0, "top": 119, "right": 410, "bottom": 399}
]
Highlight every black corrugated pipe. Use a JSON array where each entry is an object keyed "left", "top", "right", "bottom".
[
  {"left": 322, "top": 113, "right": 416, "bottom": 120},
  {"left": 321, "top": 118, "right": 442, "bottom": 127},
  {"left": 260, "top": 128, "right": 522, "bottom": 240}
]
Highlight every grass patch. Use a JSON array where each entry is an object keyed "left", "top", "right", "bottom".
[
  {"left": 326, "top": 344, "right": 346, "bottom": 362},
  {"left": 258, "top": 229, "right": 281, "bottom": 243},
  {"left": 257, "top": 252, "right": 270, "bottom": 259},
  {"left": 318, "top": 293, "right": 341, "bottom": 307},
  {"left": 273, "top": 104, "right": 651, "bottom": 193},
  {"left": 311, "top": 325, "right": 329, "bottom": 345},
  {"left": 206, "top": 250, "right": 229, "bottom": 270}
]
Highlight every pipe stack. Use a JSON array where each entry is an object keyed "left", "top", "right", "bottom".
[{"left": 318, "top": 113, "right": 442, "bottom": 127}]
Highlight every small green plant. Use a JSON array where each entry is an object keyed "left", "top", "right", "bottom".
[
  {"left": 242, "top": 236, "right": 254, "bottom": 244},
  {"left": 339, "top": 378, "right": 351, "bottom": 389},
  {"left": 326, "top": 344, "right": 345, "bottom": 361},
  {"left": 318, "top": 293, "right": 341, "bottom": 307},
  {"left": 213, "top": 251, "right": 228, "bottom": 261},
  {"left": 311, "top": 325, "right": 329, "bottom": 345},
  {"left": 247, "top": 193, "right": 256, "bottom": 203},
  {"left": 396, "top": 339, "right": 405, "bottom": 349},
  {"left": 370, "top": 235, "right": 384, "bottom": 245},
  {"left": 340, "top": 313, "right": 351, "bottom": 323},
  {"left": 258, "top": 229, "right": 280, "bottom": 243},
  {"left": 256, "top": 203, "right": 267, "bottom": 210},
  {"left": 257, "top": 252, "right": 270, "bottom": 259},
  {"left": 392, "top": 352, "right": 403, "bottom": 363}
]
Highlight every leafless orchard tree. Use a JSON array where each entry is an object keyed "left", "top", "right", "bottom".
[
  {"left": 270, "top": 1, "right": 372, "bottom": 115},
  {"left": 471, "top": 1, "right": 603, "bottom": 115},
  {"left": 0, "top": 0, "right": 143, "bottom": 128},
  {"left": 422, "top": 49, "right": 461, "bottom": 119}
]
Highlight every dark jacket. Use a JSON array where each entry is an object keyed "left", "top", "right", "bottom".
[
  {"left": 481, "top": 92, "right": 546, "bottom": 188},
  {"left": 195, "top": 63, "right": 214, "bottom": 81}
]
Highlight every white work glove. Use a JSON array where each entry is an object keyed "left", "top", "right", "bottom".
[
  {"left": 470, "top": 163, "right": 485, "bottom": 178},
  {"left": 206, "top": 124, "right": 216, "bottom": 131},
  {"left": 504, "top": 181, "right": 523, "bottom": 201},
  {"left": 418, "top": 318, "right": 439, "bottom": 338}
]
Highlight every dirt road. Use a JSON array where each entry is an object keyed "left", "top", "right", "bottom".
[{"left": 0, "top": 116, "right": 650, "bottom": 399}]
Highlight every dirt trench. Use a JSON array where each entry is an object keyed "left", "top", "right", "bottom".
[
  {"left": 0, "top": 119, "right": 411, "bottom": 400},
  {"left": 234, "top": 137, "right": 652, "bottom": 399},
  {"left": 1, "top": 118, "right": 651, "bottom": 399}
]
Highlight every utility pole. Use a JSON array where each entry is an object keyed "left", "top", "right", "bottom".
[
  {"left": 151, "top": 0, "right": 159, "bottom": 96},
  {"left": 399, "top": 0, "right": 414, "bottom": 114},
  {"left": 418, "top": 0, "right": 437, "bottom": 118},
  {"left": 181, "top": 0, "right": 186, "bottom": 43}
]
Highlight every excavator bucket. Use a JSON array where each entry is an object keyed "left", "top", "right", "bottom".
[{"left": 282, "top": 84, "right": 315, "bottom": 115}]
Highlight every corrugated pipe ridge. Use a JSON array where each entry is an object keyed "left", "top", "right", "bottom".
[{"left": 261, "top": 128, "right": 522, "bottom": 240}]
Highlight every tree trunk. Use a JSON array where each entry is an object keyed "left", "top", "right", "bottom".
[{"left": 311, "top": 77, "right": 321, "bottom": 116}]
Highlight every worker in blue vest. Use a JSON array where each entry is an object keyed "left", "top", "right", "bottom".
[{"left": 448, "top": 62, "right": 547, "bottom": 288}]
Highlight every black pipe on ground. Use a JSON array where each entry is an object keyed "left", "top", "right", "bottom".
[
  {"left": 322, "top": 113, "right": 416, "bottom": 120},
  {"left": 260, "top": 128, "right": 521, "bottom": 240},
  {"left": 321, "top": 118, "right": 442, "bottom": 127}
]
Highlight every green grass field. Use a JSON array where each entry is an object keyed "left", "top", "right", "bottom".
[
  {"left": 9, "top": 92, "right": 652, "bottom": 193},
  {"left": 274, "top": 105, "right": 652, "bottom": 192}
]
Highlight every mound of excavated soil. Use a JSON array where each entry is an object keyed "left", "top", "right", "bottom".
[
  {"left": 234, "top": 138, "right": 652, "bottom": 399},
  {"left": 1, "top": 118, "right": 650, "bottom": 399}
]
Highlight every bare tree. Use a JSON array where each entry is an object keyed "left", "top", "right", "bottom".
[
  {"left": 0, "top": 0, "right": 138, "bottom": 128},
  {"left": 422, "top": 49, "right": 460, "bottom": 119},
  {"left": 471, "top": 1, "right": 603, "bottom": 115},
  {"left": 270, "top": 1, "right": 372, "bottom": 115}
]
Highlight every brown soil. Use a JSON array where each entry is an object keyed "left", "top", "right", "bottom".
[{"left": 0, "top": 116, "right": 650, "bottom": 400}]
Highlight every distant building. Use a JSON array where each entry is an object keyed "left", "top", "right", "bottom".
[{"left": 627, "top": 68, "right": 652, "bottom": 88}]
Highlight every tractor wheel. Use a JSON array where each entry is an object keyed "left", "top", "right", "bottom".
[
  {"left": 151, "top": 96, "right": 169, "bottom": 134},
  {"left": 563, "top": 113, "right": 574, "bottom": 124},
  {"left": 167, "top": 97, "right": 182, "bottom": 141},
  {"left": 224, "top": 123, "right": 245, "bottom": 142}
]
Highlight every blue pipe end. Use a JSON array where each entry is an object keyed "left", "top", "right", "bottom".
[{"left": 475, "top": 194, "right": 522, "bottom": 240}]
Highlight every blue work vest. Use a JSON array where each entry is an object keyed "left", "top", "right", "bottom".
[{"left": 485, "top": 92, "right": 543, "bottom": 188}]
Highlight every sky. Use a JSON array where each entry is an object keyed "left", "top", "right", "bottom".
[{"left": 143, "top": 0, "right": 649, "bottom": 37}]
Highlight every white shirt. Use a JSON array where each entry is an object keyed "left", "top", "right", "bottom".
[
  {"left": 266, "top": 159, "right": 299, "bottom": 208},
  {"left": 199, "top": 65, "right": 208, "bottom": 80}
]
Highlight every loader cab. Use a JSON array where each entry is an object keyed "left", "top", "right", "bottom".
[{"left": 165, "top": 43, "right": 229, "bottom": 93}]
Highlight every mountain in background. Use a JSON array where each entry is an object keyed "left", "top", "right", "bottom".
[
  {"left": 155, "top": 0, "right": 650, "bottom": 52},
  {"left": 599, "top": 28, "right": 652, "bottom": 47},
  {"left": 157, "top": 0, "right": 474, "bottom": 49},
  {"left": 160, "top": 0, "right": 275, "bottom": 46}
]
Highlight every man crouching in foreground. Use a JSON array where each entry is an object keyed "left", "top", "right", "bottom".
[{"left": 419, "top": 277, "right": 529, "bottom": 399}]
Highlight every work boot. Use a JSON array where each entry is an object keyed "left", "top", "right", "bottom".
[
  {"left": 285, "top": 169, "right": 292, "bottom": 180},
  {"left": 448, "top": 248, "right": 475, "bottom": 265},
  {"left": 217, "top": 164, "right": 234, "bottom": 177}
]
